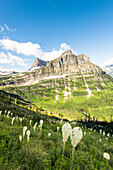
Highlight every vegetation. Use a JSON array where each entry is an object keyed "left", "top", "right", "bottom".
[{"left": 0, "top": 99, "right": 113, "bottom": 169}]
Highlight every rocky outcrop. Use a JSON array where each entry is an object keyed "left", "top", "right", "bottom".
[
  {"left": 30, "top": 58, "right": 47, "bottom": 71},
  {"left": 44, "top": 50, "right": 101, "bottom": 75}
]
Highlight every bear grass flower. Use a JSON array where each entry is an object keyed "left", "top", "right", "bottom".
[
  {"left": 62, "top": 122, "right": 72, "bottom": 144},
  {"left": 60, "top": 122, "right": 72, "bottom": 170},
  {"left": 48, "top": 133, "right": 51, "bottom": 137},
  {"left": 71, "top": 127, "right": 83, "bottom": 148},
  {"left": 11, "top": 117, "right": 15, "bottom": 125},
  {"left": 70, "top": 127, "right": 83, "bottom": 170},
  {"left": 19, "top": 135, "right": 22, "bottom": 142},
  {"left": 40, "top": 119, "right": 43, "bottom": 131},
  {"left": 23, "top": 126, "right": 27, "bottom": 137},
  {"left": 26, "top": 130, "right": 30, "bottom": 142},
  {"left": 57, "top": 127, "right": 59, "bottom": 132},
  {"left": 30, "top": 120, "right": 32, "bottom": 126},
  {"left": 33, "top": 122, "right": 37, "bottom": 131},
  {"left": 19, "top": 117, "right": 23, "bottom": 123},
  {"left": 103, "top": 152, "right": 110, "bottom": 160}
]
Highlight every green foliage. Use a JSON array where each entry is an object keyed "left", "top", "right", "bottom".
[
  {"left": 0, "top": 109, "right": 113, "bottom": 170},
  {"left": 72, "top": 90, "right": 88, "bottom": 96}
]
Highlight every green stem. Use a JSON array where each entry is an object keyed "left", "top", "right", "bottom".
[
  {"left": 60, "top": 142, "right": 66, "bottom": 170},
  {"left": 70, "top": 146, "right": 75, "bottom": 170}
]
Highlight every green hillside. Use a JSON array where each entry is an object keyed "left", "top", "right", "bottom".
[
  {"left": 1, "top": 72, "right": 113, "bottom": 122},
  {"left": 0, "top": 98, "right": 113, "bottom": 169}
]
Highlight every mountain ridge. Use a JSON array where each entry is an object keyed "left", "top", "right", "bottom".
[{"left": 0, "top": 50, "right": 109, "bottom": 87}]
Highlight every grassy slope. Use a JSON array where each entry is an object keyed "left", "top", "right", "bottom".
[
  {"left": 1, "top": 73, "right": 113, "bottom": 121},
  {"left": 0, "top": 99, "right": 113, "bottom": 170}
]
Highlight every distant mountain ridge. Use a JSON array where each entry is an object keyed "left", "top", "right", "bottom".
[{"left": 103, "top": 64, "right": 113, "bottom": 78}]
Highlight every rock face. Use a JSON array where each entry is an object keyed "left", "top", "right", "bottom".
[
  {"left": 0, "top": 50, "right": 103, "bottom": 86},
  {"left": 43, "top": 50, "right": 100, "bottom": 75},
  {"left": 30, "top": 58, "right": 47, "bottom": 71}
]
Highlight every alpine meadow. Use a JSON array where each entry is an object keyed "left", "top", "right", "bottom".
[{"left": 0, "top": 0, "right": 113, "bottom": 169}]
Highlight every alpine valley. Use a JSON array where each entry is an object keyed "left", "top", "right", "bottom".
[{"left": 0, "top": 50, "right": 113, "bottom": 121}]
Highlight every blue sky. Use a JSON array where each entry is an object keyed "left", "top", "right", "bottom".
[{"left": 0, "top": 0, "right": 113, "bottom": 72}]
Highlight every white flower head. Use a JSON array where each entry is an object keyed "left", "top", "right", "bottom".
[
  {"left": 71, "top": 127, "right": 83, "bottom": 147},
  {"left": 99, "top": 139, "right": 101, "bottom": 142},
  {"left": 103, "top": 152, "right": 110, "bottom": 160},
  {"left": 103, "top": 131, "right": 105, "bottom": 136},
  {"left": 40, "top": 119, "right": 43, "bottom": 131},
  {"left": 8, "top": 111, "right": 10, "bottom": 114},
  {"left": 62, "top": 122, "right": 72, "bottom": 143},
  {"left": 84, "top": 132, "right": 86, "bottom": 135},
  {"left": 57, "top": 127, "right": 59, "bottom": 132},
  {"left": 0, "top": 111, "right": 2, "bottom": 116},
  {"left": 34, "top": 122, "right": 37, "bottom": 127},
  {"left": 19, "top": 117, "right": 23, "bottom": 123},
  {"left": 33, "top": 122, "right": 37, "bottom": 131},
  {"left": 100, "top": 129, "right": 102, "bottom": 134},
  {"left": 5, "top": 110, "right": 7, "bottom": 114},
  {"left": 11, "top": 117, "right": 15, "bottom": 125},
  {"left": 40, "top": 119, "right": 43, "bottom": 126},
  {"left": 23, "top": 126, "right": 27, "bottom": 137},
  {"left": 33, "top": 125, "right": 36, "bottom": 131},
  {"left": 19, "top": 135, "right": 22, "bottom": 142},
  {"left": 26, "top": 130, "right": 30, "bottom": 142},
  {"left": 48, "top": 133, "right": 51, "bottom": 137},
  {"left": 107, "top": 133, "right": 110, "bottom": 137}
]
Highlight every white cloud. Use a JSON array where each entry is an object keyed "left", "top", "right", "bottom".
[
  {"left": 0, "top": 39, "right": 42, "bottom": 56},
  {"left": 0, "top": 38, "right": 76, "bottom": 61},
  {"left": 0, "top": 52, "right": 26, "bottom": 66},
  {"left": 4, "top": 24, "right": 16, "bottom": 32},
  {"left": 103, "top": 58, "right": 113, "bottom": 66},
  {"left": 0, "top": 25, "right": 4, "bottom": 32},
  {"left": 42, "top": 43, "right": 71, "bottom": 61}
]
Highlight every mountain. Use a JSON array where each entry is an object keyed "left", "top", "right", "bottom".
[
  {"left": 0, "top": 70, "right": 18, "bottom": 76},
  {"left": 1, "top": 50, "right": 113, "bottom": 121},
  {"left": 29, "top": 57, "right": 47, "bottom": 71},
  {"left": 103, "top": 64, "right": 113, "bottom": 78},
  {"left": 0, "top": 50, "right": 104, "bottom": 86}
]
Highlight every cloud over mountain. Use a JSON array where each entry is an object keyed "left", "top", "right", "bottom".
[{"left": 0, "top": 38, "right": 74, "bottom": 61}]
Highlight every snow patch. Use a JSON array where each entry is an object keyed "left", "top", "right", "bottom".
[
  {"left": 30, "top": 66, "right": 41, "bottom": 71},
  {"left": 43, "top": 74, "right": 67, "bottom": 80}
]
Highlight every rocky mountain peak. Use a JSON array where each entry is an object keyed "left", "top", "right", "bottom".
[
  {"left": 30, "top": 58, "right": 47, "bottom": 71},
  {"left": 61, "top": 50, "right": 73, "bottom": 56}
]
